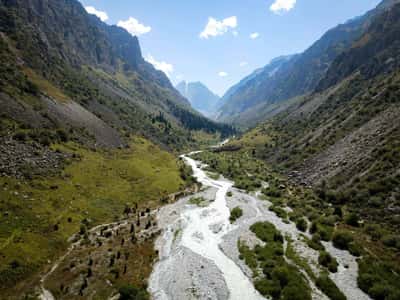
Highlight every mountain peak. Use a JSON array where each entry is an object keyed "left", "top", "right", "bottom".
[{"left": 176, "top": 81, "right": 220, "bottom": 117}]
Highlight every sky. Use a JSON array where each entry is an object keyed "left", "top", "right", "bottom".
[{"left": 79, "top": 0, "right": 381, "bottom": 96}]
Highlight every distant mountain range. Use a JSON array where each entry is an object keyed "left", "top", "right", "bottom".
[
  {"left": 217, "top": 0, "right": 400, "bottom": 128},
  {"left": 176, "top": 81, "right": 220, "bottom": 117}
]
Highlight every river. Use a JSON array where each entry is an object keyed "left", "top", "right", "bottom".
[{"left": 149, "top": 152, "right": 372, "bottom": 300}]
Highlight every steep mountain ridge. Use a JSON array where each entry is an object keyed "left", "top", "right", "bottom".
[
  {"left": 0, "top": 0, "right": 233, "bottom": 151},
  {"left": 217, "top": 0, "right": 400, "bottom": 128},
  {"left": 229, "top": 0, "right": 400, "bottom": 249},
  {"left": 216, "top": 55, "right": 296, "bottom": 125}
]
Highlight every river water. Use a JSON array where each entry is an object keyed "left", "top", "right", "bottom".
[
  {"left": 180, "top": 155, "right": 264, "bottom": 300},
  {"left": 149, "top": 153, "right": 264, "bottom": 300},
  {"left": 149, "top": 152, "right": 372, "bottom": 300},
  {"left": 39, "top": 149, "right": 370, "bottom": 300}
]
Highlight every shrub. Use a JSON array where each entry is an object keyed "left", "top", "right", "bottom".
[
  {"left": 251, "top": 222, "right": 281, "bottom": 243},
  {"left": 319, "top": 226, "right": 334, "bottom": 241},
  {"left": 230, "top": 207, "right": 243, "bottom": 223},
  {"left": 189, "top": 197, "right": 207, "bottom": 207},
  {"left": 316, "top": 275, "right": 346, "bottom": 300},
  {"left": 319, "top": 251, "right": 338, "bottom": 273},
  {"left": 255, "top": 279, "right": 281, "bottom": 299},
  {"left": 281, "top": 283, "right": 312, "bottom": 300},
  {"left": 13, "top": 131, "right": 27, "bottom": 141},
  {"left": 332, "top": 231, "right": 354, "bottom": 250},
  {"left": 40, "top": 136, "right": 51, "bottom": 147},
  {"left": 348, "top": 242, "right": 363, "bottom": 257},
  {"left": 263, "top": 186, "right": 282, "bottom": 198},
  {"left": 358, "top": 257, "right": 400, "bottom": 300},
  {"left": 381, "top": 234, "right": 400, "bottom": 250},
  {"left": 345, "top": 213, "right": 359, "bottom": 227},
  {"left": 368, "top": 283, "right": 391, "bottom": 299},
  {"left": 364, "top": 224, "right": 383, "bottom": 241},
  {"left": 227, "top": 191, "right": 233, "bottom": 197},
  {"left": 270, "top": 205, "right": 288, "bottom": 219},
  {"left": 310, "top": 222, "right": 318, "bottom": 234},
  {"left": 307, "top": 234, "right": 324, "bottom": 251},
  {"left": 333, "top": 206, "right": 343, "bottom": 219},
  {"left": 296, "top": 218, "right": 308, "bottom": 232},
  {"left": 56, "top": 129, "right": 69, "bottom": 142},
  {"left": 118, "top": 285, "right": 149, "bottom": 300},
  {"left": 272, "top": 267, "right": 290, "bottom": 287}
]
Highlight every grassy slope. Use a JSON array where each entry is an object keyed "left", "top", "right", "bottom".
[{"left": 0, "top": 137, "right": 185, "bottom": 297}]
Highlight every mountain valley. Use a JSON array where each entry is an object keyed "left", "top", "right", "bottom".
[{"left": 0, "top": 0, "right": 399, "bottom": 299}]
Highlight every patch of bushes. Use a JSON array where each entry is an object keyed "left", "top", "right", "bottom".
[
  {"left": 307, "top": 234, "right": 325, "bottom": 251},
  {"left": 358, "top": 256, "right": 400, "bottom": 300},
  {"left": 269, "top": 205, "right": 288, "bottom": 219},
  {"left": 296, "top": 218, "right": 308, "bottom": 232},
  {"left": 332, "top": 230, "right": 354, "bottom": 250},
  {"left": 345, "top": 213, "right": 359, "bottom": 227},
  {"left": 230, "top": 206, "right": 243, "bottom": 223},
  {"left": 311, "top": 221, "right": 334, "bottom": 241},
  {"left": 13, "top": 131, "right": 27, "bottom": 141},
  {"left": 381, "top": 234, "right": 400, "bottom": 250},
  {"left": 316, "top": 275, "right": 346, "bottom": 300},
  {"left": 263, "top": 185, "right": 283, "bottom": 198},
  {"left": 118, "top": 284, "right": 149, "bottom": 300},
  {"left": 332, "top": 230, "right": 363, "bottom": 256},
  {"left": 347, "top": 242, "right": 363, "bottom": 257},
  {"left": 189, "top": 197, "right": 207, "bottom": 207},
  {"left": 318, "top": 251, "right": 338, "bottom": 273},
  {"left": 242, "top": 222, "right": 311, "bottom": 300}
]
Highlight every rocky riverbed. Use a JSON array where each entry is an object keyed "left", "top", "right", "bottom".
[{"left": 149, "top": 154, "right": 372, "bottom": 300}]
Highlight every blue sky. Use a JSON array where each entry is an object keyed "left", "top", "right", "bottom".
[{"left": 80, "top": 0, "right": 381, "bottom": 96}]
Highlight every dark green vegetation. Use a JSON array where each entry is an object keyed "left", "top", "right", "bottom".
[
  {"left": 118, "top": 285, "right": 149, "bottom": 300},
  {"left": 194, "top": 146, "right": 400, "bottom": 299},
  {"left": 229, "top": 207, "right": 243, "bottom": 223},
  {"left": 239, "top": 222, "right": 311, "bottom": 300},
  {"left": 316, "top": 275, "right": 347, "bottom": 300},
  {"left": 189, "top": 196, "right": 208, "bottom": 207},
  {"left": 318, "top": 251, "right": 338, "bottom": 273},
  {"left": 358, "top": 257, "right": 400, "bottom": 300}
]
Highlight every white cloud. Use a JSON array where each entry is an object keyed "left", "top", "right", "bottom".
[
  {"left": 145, "top": 54, "right": 174, "bottom": 77},
  {"left": 240, "top": 61, "right": 248, "bottom": 67},
  {"left": 250, "top": 32, "right": 260, "bottom": 39},
  {"left": 200, "top": 16, "right": 237, "bottom": 39},
  {"left": 117, "top": 17, "right": 151, "bottom": 37},
  {"left": 85, "top": 6, "right": 109, "bottom": 22},
  {"left": 270, "top": 0, "right": 297, "bottom": 14},
  {"left": 218, "top": 71, "right": 228, "bottom": 77}
]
